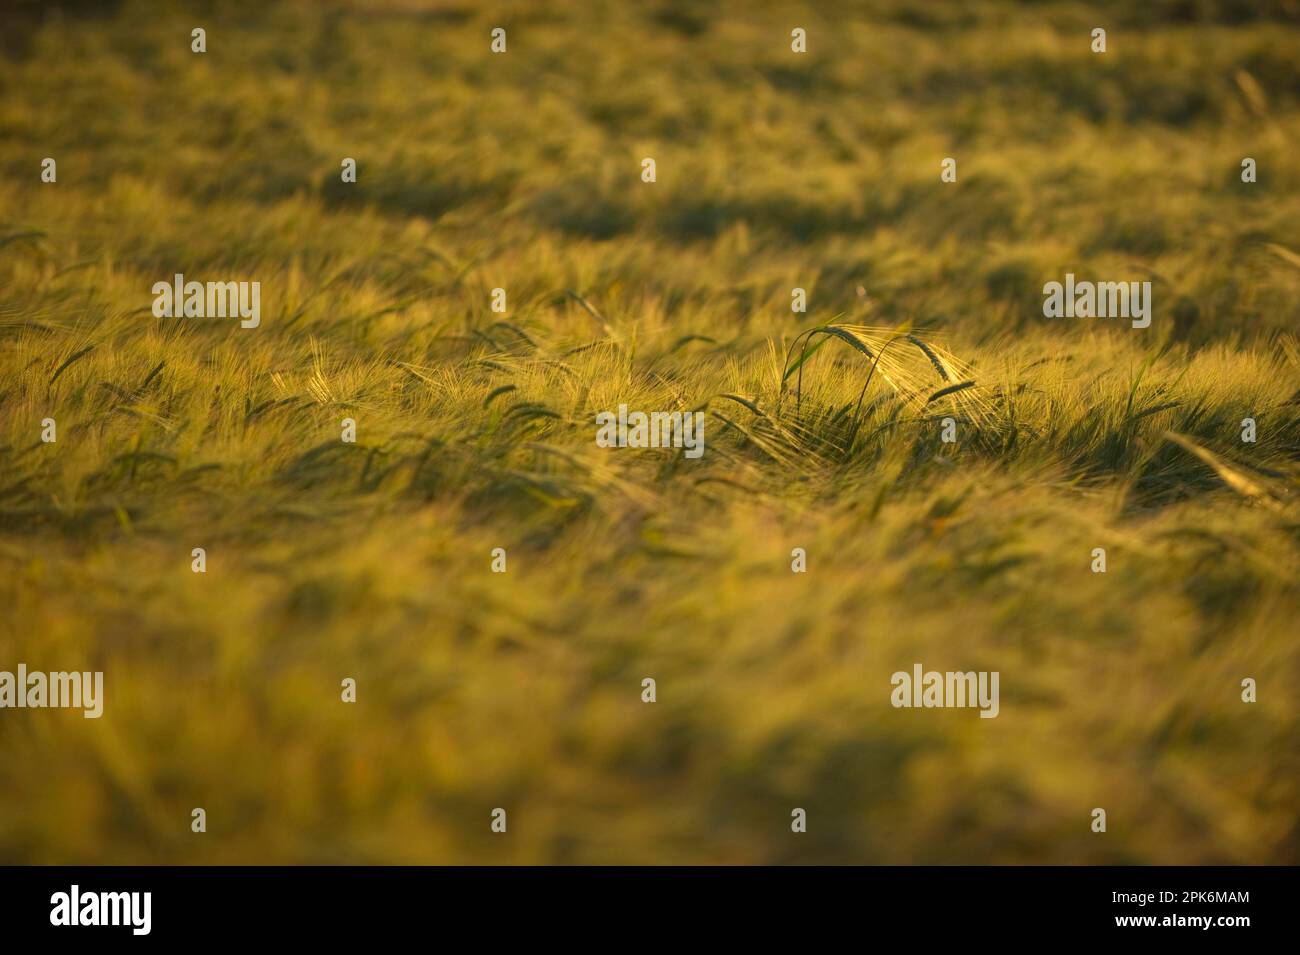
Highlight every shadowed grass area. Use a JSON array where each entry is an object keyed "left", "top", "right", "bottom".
[{"left": 0, "top": 0, "right": 1297, "bottom": 864}]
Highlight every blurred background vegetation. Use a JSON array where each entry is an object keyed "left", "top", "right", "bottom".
[{"left": 0, "top": 0, "right": 1297, "bottom": 863}]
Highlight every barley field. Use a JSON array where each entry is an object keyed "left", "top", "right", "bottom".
[{"left": 1, "top": 0, "right": 1298, "bottom": 864}]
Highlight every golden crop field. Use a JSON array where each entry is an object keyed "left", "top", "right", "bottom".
[{"left": 0, "top": 0, "right": 1297, "bottom": 864}]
